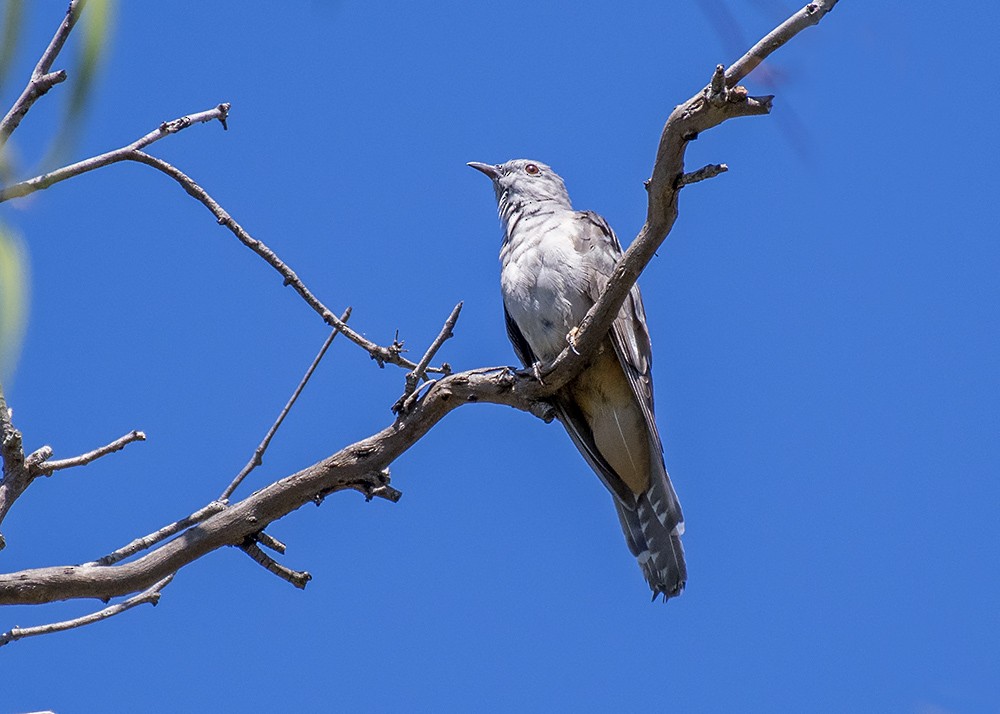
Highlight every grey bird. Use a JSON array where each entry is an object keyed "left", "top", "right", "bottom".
[{"left": 469, "top": 159, "right": 687, "bottom": 601}]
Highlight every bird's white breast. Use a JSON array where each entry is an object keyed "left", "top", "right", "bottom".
[{"left": 500, "top": 211, "right": 592, "bottom": 363}]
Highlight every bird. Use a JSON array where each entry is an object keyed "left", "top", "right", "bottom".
[{"left": 468, "top": 158, "right": 687, "bottom": 601}]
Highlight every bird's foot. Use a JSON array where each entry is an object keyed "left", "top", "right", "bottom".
[
  {"left": 531, "top": 361, "right": 545, "bottom": 384},
  {"left": 566, "top": 327, "right": 581, "bottom": 355}
]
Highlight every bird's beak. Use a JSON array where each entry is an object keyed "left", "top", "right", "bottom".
[{"left": 467, "top": 161, "right": 501, "bottom": 180}]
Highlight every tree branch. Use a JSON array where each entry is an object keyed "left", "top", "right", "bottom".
[
  {"left": 0, "top": 574, "right": 173, "bottom": 647},
  {"left": 93, "top": 501, "right": 227, "bottom": 567},
  {"left": 725, "top": 1, "right": 837, "bottom": 87},
  {"left": 676, "top": 163, "right": 728, "bottom": 188},
  {"left": 1, "top": 390, "right": 146, "bottom": 540},
  {"left": 124, "top": 150, "right": 437, "bottom": 373},
  {"left": 0, "top": 102, "right": 450, "bottom": 375},
  {"left": 532, "top": 0, "right": 838, "bottom": 397},
  {"left": 239, "top": 539, "right": 311, "bottom": 590},
  {"left": 32, "top": 430, "right": 146, "bottom": 477},
  {"left": 0, "top": 383, "right": 29, "bottom": 536},
  {"left": 0, "top": 368, "right": 523, "bottom": 604},
  {"left": 0, "top": 104, "right": 231, "bottom": 201},
  {"left": 0, "top": 0, "right": 87, "bottom": 147}
]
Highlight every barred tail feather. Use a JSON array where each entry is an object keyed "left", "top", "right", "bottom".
[{"left": 615, "top": 464, "right": 686, "bottom": 601}]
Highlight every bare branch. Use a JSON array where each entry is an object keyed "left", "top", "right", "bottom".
[
  {"left": 255, "top": 531, "right": 287, "bottom": 554},
  {"left": 23, "top": 445, "right": 54, "bottom": 471},
  {"left": 0, "top": 383, "right": 29, "bottom": 535},
  {"left": 93, "top": 501, "right": 227, "bottom": 566},
  {"left": 124, "top": 151, "right": 436, "bottom": 373},
  {"left": 0, "top": 104, "right": 231, "bottom": 201},
  {"left": 392, "top": 302, "right": 462, "bottom": 414},
  {"left": 0, "top": 465, "right": 402, "bottom": 604},
  {"left": 0, "top": 384, "right": 24, "bottom": 477},
  {"left": 239, "top": 540, "right": 311, "bottom": 590},
  {"left": 1, "top": 398, "right": 145, "bottom": 541},
  {"left": 0, "top": 574, "right": 173, "bottom": 647},
  {"left": 220, "top": 310, "right": 352, "bottom": 502},
  {"left": 0, "top": 0, "right": 87, "bottom": 147},
  {"left": 0, "top": 101, "right": 447, "bottom": 375},
  {"left": 725, "top": 1, "right": 837, "bottom": 87},
  {"left": 32, "top": 430, "right": 146, "bottom": 477},
  {"left": 0, "top": 367, "right": 535, "bottom": 607},
  {"left": 676, "top": 163, "right": 729, "bottom": 187},
  {"left": 533, "top": 0, "right": 838, "bottom": 396},
  {"left": 708, "top": 64, "right": 728, "bottom": 105}
]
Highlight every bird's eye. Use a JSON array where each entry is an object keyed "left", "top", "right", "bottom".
[{"left": 524, "top": 163, "right": 540, "bottom": 175}]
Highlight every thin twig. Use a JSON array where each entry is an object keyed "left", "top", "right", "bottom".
[
  {"left": 220, "top": 310, "right": 352, "bottom": 501},
  {"left": 239, "top": 540, "right": 311, "bottom": 589},
  {"left": 93, "top": 501, "right": 227, "bottom": 566},
  {"left": 392, "top": 302, "right": 462, "bottom": 414},
  {"left": 0, "top": 105, "right": 446, "bottom": 376},
  {"left": 124, "top": 151, "right": 436, "bottom": 373},
  {"left": 0, "top": 573, "right": 173, "bottom": 647},
  {"left": 32, "top": 430, "right": 146, "bottom": 477},
  {"left": 0, "top": 0, "right": 88, "bottom": 147}
]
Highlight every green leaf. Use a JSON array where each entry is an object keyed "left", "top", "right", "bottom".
[{"left": 0, "top": 221, "right": 29, "bottom": 380}]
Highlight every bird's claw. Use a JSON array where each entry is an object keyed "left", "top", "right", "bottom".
[{"left": 566, "top": 327, "right": 581, "bottom": 355}]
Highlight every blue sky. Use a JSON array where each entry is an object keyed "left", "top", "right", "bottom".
[{"left": 1, "top": 2, "right": 998, "bottom": 712}]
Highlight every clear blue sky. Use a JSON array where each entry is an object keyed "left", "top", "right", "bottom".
[{"left": 2, "top": 2, "right": 998, "bottom": 712}]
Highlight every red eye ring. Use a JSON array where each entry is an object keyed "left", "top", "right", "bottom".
[{"left": 525, "top": 163, "right": 540, "bottom": 175}]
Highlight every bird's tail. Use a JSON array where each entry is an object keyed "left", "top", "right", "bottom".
[{"left": 615, "top": 463, "right": 687, "bottom": 601}]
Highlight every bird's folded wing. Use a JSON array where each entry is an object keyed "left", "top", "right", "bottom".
[
  {"left": 504, "top": 305, "right": 636, "bottom": 506},
  {"left": 576, "top": 211, "right": 663, "bottom": 455}
]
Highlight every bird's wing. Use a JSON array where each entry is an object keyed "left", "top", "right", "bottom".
[
  {"left": 553, "top": 392, "right": 638, "bottom": 506},
  {"left": 575, "top": 211, "right": 661, "bottom": 452},
  {"left": 506, "top": 301, "right": 636, "bottom": 505},
  {"left": 535, "top": 208, "right": 660, "bottom": 509},
  {"left": 577, "top": 211, "right": 686, "bottom": 599},
  {"left": 504, "top": 304, "right": 536, "bottom": 369}
]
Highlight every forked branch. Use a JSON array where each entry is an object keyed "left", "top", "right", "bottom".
[
  {"left": 0, "top": 0, "right": 88, "bottom": 146},
  {"left": 534, "top": 0, "right": 838, "bottom": 395}
]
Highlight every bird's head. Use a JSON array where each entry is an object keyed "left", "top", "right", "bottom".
[{"left": 467, "top": 159, "right": 572, "bottom": 212}]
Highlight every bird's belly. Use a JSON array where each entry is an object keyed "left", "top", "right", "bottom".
[{"left": 501, "top": 240, "right": 589, "bottom": 363}]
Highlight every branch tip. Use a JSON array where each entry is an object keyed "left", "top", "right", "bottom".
[
  {"left": 239, "top": 541, "right": 311, "bottom": 589},
  {"left": 217, "top": 103, "right": 231, "bottom": 130},
  {"left": 34, "top": 429, "right": 147, "bottom": 477},
  {"left": 677, "top": 163, "right": 729, "bottom": 188},
  {"left": 708, "top": 64, "right": 727, "bottom": 104}
]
